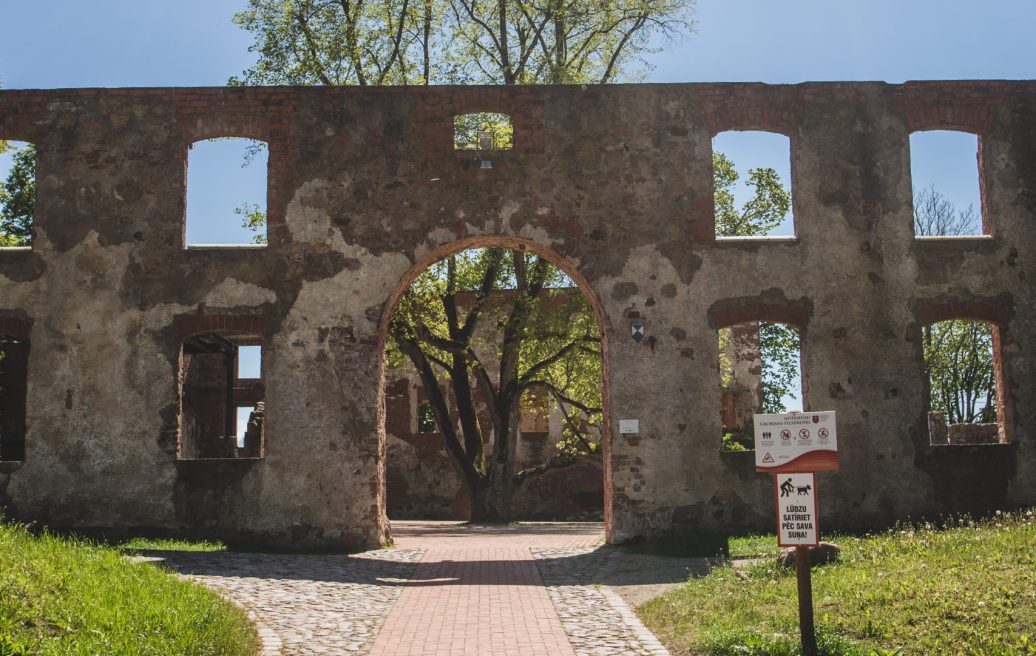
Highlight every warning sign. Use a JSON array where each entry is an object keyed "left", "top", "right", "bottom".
[
  {"left": 754, "top": 411, "right": 838, "bottom": 472},
  {"left": 775, "top": 473, "right": 819, "bottom": 547}
]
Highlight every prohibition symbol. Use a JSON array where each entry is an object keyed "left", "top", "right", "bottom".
[
  {"left": 818, "top": 428, "right": 830, "bottom": 439},
  {"left": 780, "top": 429, "right": 792, "bottom": 440},
  {"left": 799, "top": 429, "right": 810, "bottom": 439}
]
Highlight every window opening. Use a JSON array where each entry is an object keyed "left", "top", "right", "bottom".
[
  {"left": 453, "top": 113, "right": 513, "bottom": 151},
  {"left": 416, "top": 401, "right": 437, "bottom": 434},
  {"left": 0, "top": 335, "right": 29, "bottom": 461},
  {"left": 924, "top": 319, "right": 1003, "bottom": 444},
  {"left": 185, "top": 138, "right": 268, "bottom": 247},
  {"left": 178, "top": 332, "right": 264, "bottom": 458},
  {"left": 719, "top": 321, "right": 802, "bottom": 451},
  {"left": 910, "top": 131, "right": 984, "bottom": 237},
  {"left": 0, "top": 141, "right": 36, "bottom": 248},
  {"left": 713, "top": 131, "right": 793, "bottom": 238},
  {"left": 237, "top": 344, "right": 262, "bottom": 379}
]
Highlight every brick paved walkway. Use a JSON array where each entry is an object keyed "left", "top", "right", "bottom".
[{"left": 150, "top": 521, "right": 683, "bottom": 655}]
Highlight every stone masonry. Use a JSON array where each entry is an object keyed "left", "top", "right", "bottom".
[{"left": 0, "top": 82, "right": 1033, "bottom": 549}]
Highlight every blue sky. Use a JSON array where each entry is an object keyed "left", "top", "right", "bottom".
[
  {"left": 0, "top": 0, "right": 1024, "bottom": 411},
  {"left": 1, "top": 0, "right": 1018, "bottom": 237}
]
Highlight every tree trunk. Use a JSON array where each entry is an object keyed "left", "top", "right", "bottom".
[{"left": 469, "top": 475, "right": 508, "bottom": 522}]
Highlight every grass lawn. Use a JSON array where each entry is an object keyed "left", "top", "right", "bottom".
[
  {"left": 119, "top": 536, "right": 227, "bottom": 552},
  {"left": 638, "top": 510, "right": 1036, "bottom": 656},
  {"left": 0, "top": 523, "right": 258, "bottom": 656}
]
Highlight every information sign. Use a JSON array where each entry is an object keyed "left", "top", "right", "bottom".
[
  {"left": 754, "top": 411, "right": 838, "bottom": 472},
  {"left": 775, "top": 472, "right": 819, "bottom": 547}
]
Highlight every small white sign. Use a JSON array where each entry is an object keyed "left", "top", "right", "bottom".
[
  {"left": 618, "top": 419, "right": 639, "bottom": 434},
  {"left": 775, "top": 472, "right": 819, "bottom": 547},
  {"left": 754, "top": 411, "right": 838, "bottom": 472}
]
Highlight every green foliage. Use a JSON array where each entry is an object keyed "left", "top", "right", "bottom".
[
  {"left": 235, "top": 202, "right": 268, "bottom": 244},
  {"left": 119, "top": 537, "right": 227, "bottom": 552},
  {"left": 0, "top": 144, "right": 35, "bottom": 247},
  {"left": 923, "top": 320, "right": 997, "bottom": 424},
  {"left": 231, "top": 0, "right": 695, "bottom": 87},
  {"left": 639, "top": 510, "right": 1036, "bottom": 656},
  {"left": 417, "top": 402, "right": 437, "bottom": 433},
  {"left": 720, "top": 430, "right": 750, "bottom": 452},
  {"left": 454, "top": 113, "right": 514, "bottom": 150},
  {"left": 759, "top": 322, "right": 799, "bottom": 413},
  {"left": 0, "top": 522, "right": 258, "bottom": 655},
  {"left": 713, "top": 151, "right": 790, "bottom": 237}
]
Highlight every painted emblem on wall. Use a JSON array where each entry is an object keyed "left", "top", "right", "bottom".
[{"left": 631, "top": 323, "right": 645, "bottom": 342}]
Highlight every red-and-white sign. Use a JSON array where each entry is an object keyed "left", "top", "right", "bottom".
[
  {"left": 775, "top": 472, "right": 819, "bottom": 547},
  {"left": 754, "top": 411, "right": 838, "bottom": 472}
]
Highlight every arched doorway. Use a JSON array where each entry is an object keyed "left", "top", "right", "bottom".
[{"left": 375, "top": 236, "right": 613, "bottom": 540}]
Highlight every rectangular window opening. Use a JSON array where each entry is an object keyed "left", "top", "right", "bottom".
[
  {"left": 417, "top": 401, "right": 437, "bottom": 434},
  {"left": 185, "top": 137, "right": 268, "bottom": 248},
  {"left": 0, "top": 335, "right": 29, "bottom": 462},
  {"left": 910, "top": 130, "right": 985, "bottom": 237},
  {"left": 0, "top": 141, "right": 36, "bottom": 249},
  {"left": 178, "top": 333, "right": 264, "bottom": 459},
  {"left": 453, "top": 113, "right": 513, "bottom": 151},
  {"left": 713, "top": 131, "right": 794, "bottom": 239},
  {"left": 924, "top": 319, "right": 1004, "bottom": 445}
]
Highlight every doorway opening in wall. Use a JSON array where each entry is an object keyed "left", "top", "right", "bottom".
[{"left": 380, "top": 241, "right": 608, "bottom": 526}]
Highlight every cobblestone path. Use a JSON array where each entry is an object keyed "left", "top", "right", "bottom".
[{"left": 150, "top": 522, "right": 691, "bottom": 655}]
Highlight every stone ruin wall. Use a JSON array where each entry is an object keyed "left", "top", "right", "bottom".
[{"left": 0, "top": 81, "right": 1033, "bottom": 549}]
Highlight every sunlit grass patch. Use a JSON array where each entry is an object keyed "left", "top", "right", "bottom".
[
  {"left": 639, "top": 510, "right": 1036, "bottom": 656},
  {"left": 0, "top": 522, "right": 258, "bottom": 656},
  {"left": 120, "top": 536, "right": 227, "bottom": 552}
]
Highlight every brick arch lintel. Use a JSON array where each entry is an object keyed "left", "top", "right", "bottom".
[
  {"left": 915, "top": 297, "right": 1012, "bottom": 327},
  {"left": 708, "top": 292, "right": 812, "bottom": 331},
  {"left": 174, "top": 314, "right": 266, "bottom": 339},
  {"left": 0, "top": 314, "right": 33, "bottom": 340}
]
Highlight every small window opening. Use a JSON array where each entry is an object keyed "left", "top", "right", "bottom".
[
  {"left": 453, "top": 113, "right": 513, "bottom": 151},
  {"left": 910, "top": 131, "right": 984, "bottom": 237},
  {"left": 719, "top": 321, "right": 802, "bottom": 451},
  {"left": 237, "top": 344, "right": 262, "bottom": 379},
  {"left": 0, "top": 335, "right": 29, "bottom": 462},
  {"left": 0, "top": 141, "right": 36, "bottom": 248},
  {"left": 924, "top": 320, "right": 1004, "bottom": 444},
  {"left": 178, "top": 333, "right": 264, "bottom": 459},
  {"left": 185, "top": 138, "right": 268, "bottom": 247},
  {"left": 417, "top": 401, "right": 437, "bottom": 434},
  {"left": 713, "top": 131, "right": 793, "bottom": 238}
]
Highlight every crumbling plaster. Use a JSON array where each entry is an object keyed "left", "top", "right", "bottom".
[{"left": 0, "top": 82, "right": 1032, "bottom": 549}]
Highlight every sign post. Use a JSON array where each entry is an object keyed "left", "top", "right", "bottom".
[{"left": 756, "top": 412, "right": 837, "bottom": 656}]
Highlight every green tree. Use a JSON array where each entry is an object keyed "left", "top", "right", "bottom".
[
  {"left": 758, "top": 322, "right": 799, "bottom": 414},
  {"left": 712, "top": 151, "right": 791, "bottom": 237},
  {"left": 923, "top": 320, "right": 997, "bottom": 424},
  {"left": 388, "top": 248, "right": 601, "bottom": 521},
  {"left": 231, "top": 0, "right": 694, "bottom": 86},
  {"left": 0, "top": 144, "right": 35, "bottom": 247}
]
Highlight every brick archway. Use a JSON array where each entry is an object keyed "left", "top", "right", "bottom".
[{"left": 375, "top": 236, "right": 613, "bottom": 542}]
